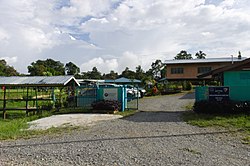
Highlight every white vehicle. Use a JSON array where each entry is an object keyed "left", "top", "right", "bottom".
[{"left": 126, "top": 86, "right": 146, "bottom": 98}]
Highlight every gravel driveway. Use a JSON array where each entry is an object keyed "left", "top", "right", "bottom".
[{"left": 0, "top": 92, "right": 249, "bottom": 166}]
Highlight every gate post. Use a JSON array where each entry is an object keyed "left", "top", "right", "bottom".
[{"left": 121, "top": 86, "right": 125, "bottom": 112}]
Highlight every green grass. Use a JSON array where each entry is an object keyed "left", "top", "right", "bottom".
[
  {"left": 115, "top": 110, "right": 137, "bottom": 117},
  {"left": 53, "top": 107, "right": 92, "bottom": 115},
  {"left": 0, "top": 108, "right": 89, "bottom": 140},
  {"left": 183, "top": 111, "right": 250, "bottom": 144},
  {"left": 0, "top": 112, "right": 51, "bottom": 140},
  {"left": 0, "top": 107, "right": 134, "bottom": 140}
]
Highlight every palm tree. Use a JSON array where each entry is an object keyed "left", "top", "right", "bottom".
[{"left": 195, "top": 51, "right": 206, "bottom": 59}]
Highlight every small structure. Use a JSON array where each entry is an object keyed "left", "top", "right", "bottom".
[
  {"left": 196, "top": 58, "right": 250, "bottom": 102},
  {"left": 76, "top": 77, "right": 141, "bottom": 111},
  {"left": 165, "top": 57, "right": 247, "bottom": 82},
  {"left": 0, "top": 76, "right": 79, "bottom": 119}
]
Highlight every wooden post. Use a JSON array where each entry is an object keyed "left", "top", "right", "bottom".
[
  {"left": 35, "top": 87, "right": 38, "bottom": 115},
  {"left": 26, "top": 87, "right": 29, "bottom": 115},
  {"left": 3, "top": 86, "right": 6, "bottom": 119},
  {"left": 73, "top": 82, "right": 76, "bottom": 108}
]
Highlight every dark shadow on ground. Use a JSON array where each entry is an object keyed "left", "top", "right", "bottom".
[
  {"left": 122, "top": 111, "right": 184, "bottom": 123},
  {"left": 0, "top": 130, "right": 239, "bottom": 149},
  {"left": 179, "top": 92, "right": 195, "bottom": 100}
]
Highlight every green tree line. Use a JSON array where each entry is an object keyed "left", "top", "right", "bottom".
[{"left": 0, "top": 50, "right": 206, "bottom": 79}]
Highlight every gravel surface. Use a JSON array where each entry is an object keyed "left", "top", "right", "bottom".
[
  {"left": 0, "top": 92, "right": 249, "bottom": 166},
  {"left": 28, "top": 114, "right": 123, "bottom": 130}
]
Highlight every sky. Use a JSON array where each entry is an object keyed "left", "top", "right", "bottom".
[{"left": 0, "top": 0, "right": 250, "bottom": 74}]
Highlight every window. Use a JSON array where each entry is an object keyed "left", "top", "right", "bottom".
[
  {"left": 198, "top": 67, "right": 212, "bottom": 74},
  {"left": 171, "top": 67, "right": 184, "bottom": 74}
]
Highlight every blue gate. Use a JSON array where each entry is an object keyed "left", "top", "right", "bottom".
[{"left": 76, "top": 85, "right": 139, "bottom": 111}]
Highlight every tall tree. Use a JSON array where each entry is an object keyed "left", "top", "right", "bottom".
[
  {"left": 0, "top": 59, "right": 19, "bottom": 76},
  {"left": 103, "top": 70, "right": 118, "bottom": 80},
  {"left": 238, "top": 51, "right": 242, "bottom": 59},
  {"left": 65, "top": 62, "right": 80, "bottom": 75},
  {"left": 28, "top": 59, "right": 65, "bottom": 76},
  {"left": 88, "top": 67, "right": 102, "bottom": 79},
  {"left": 151, "top": 59, "right": 163, "bottom": 79},
  {"left": 160, "top": 64, "right": 167, "bottom": 79},
  {"left": 121, "top": 67, "right": 136, "bottom": 79},
  {"left": 135, "top": 65, "right": 145, "bottom": 80},
  {"left": 195, "top": 50, "right": 206, "bottom": 59},
  {"left": 174, "top": 50, "right": 193, "bottom": 60}
]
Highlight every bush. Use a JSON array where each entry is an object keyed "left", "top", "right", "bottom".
[
  {"left": 182, "top": 81, "right": 192, "bottom": 91},
  {"left": 161, "top": 82, "right": 182, "bottom": 95},
  {"left": 41, "top": 102, "right": 53, "bottom": 111},
  {"left": 91, "top": 100, "right": 121, "bottom": 112},
  {"left": 208, "top": 81, "right": 219, "bottom": 86},
  {"left": 193, "top": 100, "right": 250, "bottom": 114}
]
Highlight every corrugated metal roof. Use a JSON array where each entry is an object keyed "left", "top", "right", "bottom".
[
  {"left": 165, "top": 57, "right": 248, "bottom": 64},
  {"left": 115, "top": 77, "right": 141, "bottom": 83},
  {"left": 105, "top": 77, "right": 141, "bottom": 83},
  {"left": 198, "top": 58, "right": 250, "bottom": 78},
  {"left": 0, "top": 76, "right": 80, "bottom": 86}
]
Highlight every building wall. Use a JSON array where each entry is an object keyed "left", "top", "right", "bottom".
[
  {"left": 224, "top": 71, "right": 250, "bottom": 86},
  {"left": 166, "top": 62, "right": 233, "bottom": 80}
]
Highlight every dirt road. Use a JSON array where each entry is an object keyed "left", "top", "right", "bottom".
[{"left": 0, "top": 92, "right": 249, "bottom": 166}]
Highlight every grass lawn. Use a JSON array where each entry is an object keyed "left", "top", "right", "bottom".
[
  {"left": 0, "top": 107, "right": 136, "bottom": 140},
  {"left": 0, "top": 111, "right": 49, "bottom": 140},
  {"left": 115, "top": 109, "right": 137, "bottom": 117},
  {"left": 183, "top": 111, "right": 250, "bottom": 144},
  {"left": 0, "top": 108, "right": 89, "bottom": 140}
]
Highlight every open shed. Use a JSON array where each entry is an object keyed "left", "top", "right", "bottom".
[{"left": 0, "top": 76, "right": 79, "bottom": 119}]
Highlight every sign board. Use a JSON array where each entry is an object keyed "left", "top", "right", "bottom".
[
  {"left": 103, "top": 88, "right": 118, "bottom": 100},
  {"left": 209, "top": 86, "right": 230, "bottom": 102}
]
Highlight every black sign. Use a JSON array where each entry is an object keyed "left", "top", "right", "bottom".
[{"left": 209, "top": 87, "right": 230, "bottom": 102}]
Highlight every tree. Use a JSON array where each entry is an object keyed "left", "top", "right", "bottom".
[
  {"left": 151, "top": 59, "right": 163, "bottom": 79},
  {"left": 120, "top": 67, "right": 136, "bottom": 79},
  {"left": 103, "top": 70, "right": 118, "bottom": 80},
  {"left": 195, "top": 50, "right": 206, "bottom": 59},
  {"left": 88, "top": 67, "right": 102, "bottom": 79},
  {"left": 238, "top": 51, "right": 242, "bottom": 59},
  {"left": 28, "top": 59, "right": 65, "bottom": 76},
  {"left": 65, "top": 62, "right": 80, "bottom": 75},
  {"left": 174, "top": 50, "right": 193, "bottom": 60},
  {"left": 135, "top": 65, "right": 145, "bottom": 80},
  {"left": 0, "top": 59, "right": 19, "bottom": 76},
  {"left": 160, "top": 64, "right": 167, "bottom": 78}
]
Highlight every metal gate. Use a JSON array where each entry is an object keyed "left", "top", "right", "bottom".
[
  {"left": 76, "top": 85, "right": 139, "bottom": 111},
  {"left": 125, "top": 86, "right": 139, "bottom": 110},
  {"left": 76, "top": 85, "right": 97, "bottom": 108}
]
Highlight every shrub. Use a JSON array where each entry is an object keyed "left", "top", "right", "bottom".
[
  {"left": 186, "top": 81, "right": 192, "bottom": 90},
  {"left": 41, "top": 101, "right": 53, "bottom": 111},
  {"left": 55, "top": 101, "right": 62, "bottom": 108},
  {"left": 161, "top": 82, "right": 182, "bottom": 95},
  {"left": 208, "top": 81, "right": 219, "bottom": 86},
  {"left": 182, "top": 81, "right": 192, "bottom": 91},
  {"left": 193, "top": 100, "right": 250, "bottom": 114},
  {"left": 91, "top": 100, "right": 121, "bottom": 112}
]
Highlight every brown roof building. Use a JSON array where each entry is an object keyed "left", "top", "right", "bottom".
[{"left": 165, "top": 57, "right": 247, "bottom": 81}]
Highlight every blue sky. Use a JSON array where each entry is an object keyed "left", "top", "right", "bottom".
[{"left": 0, "top": 0, "right": 250, "bottom": 74}]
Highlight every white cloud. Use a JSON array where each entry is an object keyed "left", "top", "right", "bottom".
[
  {"left": 219, "top": 0, "right": 236, "bottom": 8},
  {"left": 0, "top": 56, "right": 17, "bottom": 64},
  {"left": 0, "top": 28, "right": 9, "bottom": 45},
  {"left": 80, "top": 57, "right": 118, "bottom": 74},
  {"left": 1, "top": 0, "right": 250, "bottom": 74}
]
